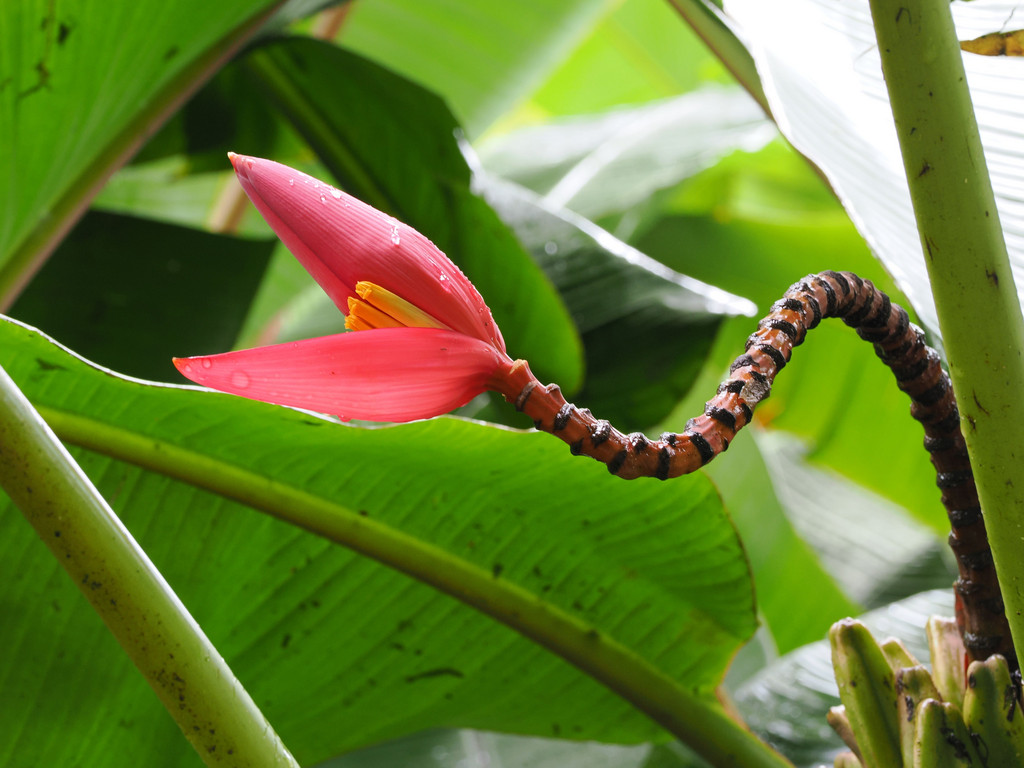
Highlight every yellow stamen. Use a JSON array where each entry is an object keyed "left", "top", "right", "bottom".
[
  {"left": 344, "top": 281, "right": 448, "bottom": 331},
  {"left": 345, "top": 295, "right": 405, "bottom": 331}
]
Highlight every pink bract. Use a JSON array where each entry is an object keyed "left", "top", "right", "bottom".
[
  {"left": 174, "top": 155, "right": 514, "bottom": 422},
  {"left": 229, "top": 154, "right": 504, "bottom": 351},
  {"left": 174, "top": 328, "right": 508, "bottom": 423}
]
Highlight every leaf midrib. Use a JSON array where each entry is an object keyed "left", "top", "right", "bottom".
[{"left": 40, "top": 401, "right": 780, "bottom": 766}]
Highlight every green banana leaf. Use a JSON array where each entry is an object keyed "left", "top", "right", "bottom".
[{"left": 0, "top": 315, "right": 755, "bottom": 766}]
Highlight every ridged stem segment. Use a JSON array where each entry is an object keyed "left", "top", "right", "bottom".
[{"left": 494, "top": 271, "right": 1015, "bottom": 669}]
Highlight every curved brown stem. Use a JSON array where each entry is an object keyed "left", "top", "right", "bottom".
[{"left": 492, "top": 270, "right": 1015, "bottom": 670}]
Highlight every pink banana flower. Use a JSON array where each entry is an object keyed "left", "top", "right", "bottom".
[{"left": 174, "top": 154, "right": 515, "bottom": 422}]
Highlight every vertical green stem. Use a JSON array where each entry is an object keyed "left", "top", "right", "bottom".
[
  {"left": 0, "top": 363, "right": 299, "bottom": 768},
  {"left": 868, "top": 0, "right": 1024, "bottom": 654}
]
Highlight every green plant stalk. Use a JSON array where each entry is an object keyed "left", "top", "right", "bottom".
[
  {"left": 868, "top": 0, "right": 1024, "bottom": 659},
  {"left": 43, "top": 406, "right": 794, "bottom": 768},
  {"left": 0, "top": 364, "right": 299, "bottom": 768}
]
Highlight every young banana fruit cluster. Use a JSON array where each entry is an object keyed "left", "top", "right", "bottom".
[{"left": 828, "top": 617, "right": 1023, "bottom": 767}]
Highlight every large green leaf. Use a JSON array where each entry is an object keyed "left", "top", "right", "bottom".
[
  {"left": 241, "top": 38, "right": 584, "bottom": 392},
  {"left": 0, "top": 316, "right": 756, "bottom": 765},
  {"left": 0, "top": 0, "right": 285, "bottom": 306}
]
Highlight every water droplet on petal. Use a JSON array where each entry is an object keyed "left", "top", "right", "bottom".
[
  {"left": 331, "top": 188, "right": 342, "bottom": 199},
  {"left": 201, "top": 359, "right": 212, "bottom": 369},
  {"left": 320, "top": 194, "right": 328, "bottom": 203},
  {"left": 288, "top": 178, "right": 294, "bottom": 186},
  {"left": 390, "top": 225, "right": 401, "bottom": 245},
  {"left": 230, "top": 370, "right": 251, "bottom": 389}
]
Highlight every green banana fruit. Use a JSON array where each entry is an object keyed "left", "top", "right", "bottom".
[
  {"left": 927, "top": 616, "right": 966, "bottom": 709},
  {"left": 830, "top": 619, "right": 902, "bottom": 768},
  {"left": 912, "top": 699, "right": 981, "bottom": 767},
  {"left": 882, "top": 638, "right": 921, "bottom": 671},
  {"left": 961, "top": 654, "right": 1024, "bottom": 764},
  {"left": 896, "top": 665, "right": 941, "bottom": 767},
  {"left": 827, "top": 615, "right": 1024, "bottom": 767}
]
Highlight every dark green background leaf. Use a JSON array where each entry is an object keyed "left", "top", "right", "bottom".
[
  {"left": 9, "top": 211, "right": 273, "bottom": 381},
  {"left": 479, "top": 176, "right": 754, "bottom": 428}
]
